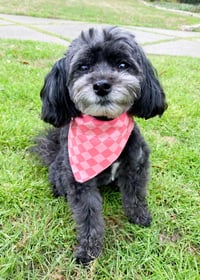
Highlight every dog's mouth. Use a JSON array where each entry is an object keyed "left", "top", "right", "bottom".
[
  {"left": 81, "top": 99, "right": 133, "bottom": 119},
  {"left": 97, "top": 98, "right": 111, "bottom": 106},
  {"left": 71, "top": 90, "right": 136, "bottom": 119},
  {"left": 94, "top": 115, "right": 113, "bottom": 121}
]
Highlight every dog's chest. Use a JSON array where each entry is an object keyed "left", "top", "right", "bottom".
[
  {"left": 68, "top": 114, "right": 134, "bottom": 183},
  {"left": 110, "top": 161, "right": 120, "bottom": 181}
]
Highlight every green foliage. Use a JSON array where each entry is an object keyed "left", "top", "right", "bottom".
[
  {"left": 179, "top": 0, "right": 199, "bottom": 4},
  {"left": 149, "top": 0, "right": 199, "bottom": 3},
  {"left": 147, "top": 0, "right": 200, "bottom": 12},
  {"left": 0, "top": 39, "right": 200, "bottom": 279}
]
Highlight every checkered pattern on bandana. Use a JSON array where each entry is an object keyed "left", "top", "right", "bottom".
[{"left": 68, "top": 113, "right": 134, "bottom": 183}]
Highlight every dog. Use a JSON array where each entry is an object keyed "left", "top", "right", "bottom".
[{"left": 33, "top": 26, "right": 167, "bottom": 264}]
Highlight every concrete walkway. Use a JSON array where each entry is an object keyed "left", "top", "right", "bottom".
[{"left": 0, "top": 13, "right": 200, "bottom": 57}]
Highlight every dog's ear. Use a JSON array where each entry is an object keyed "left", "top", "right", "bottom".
[
  {"left": 130, "top": 47, "right": 167, "bottom": 119},
  {"left": 40, "top": 58, "right": 80, "bottom": 127}
]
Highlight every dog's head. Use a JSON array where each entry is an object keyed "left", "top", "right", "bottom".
[{"left": 40, "top": 26, "right": 167, "bottom": 127}]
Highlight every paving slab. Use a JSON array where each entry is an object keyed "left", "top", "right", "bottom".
[
  {"left": 0, "top": 19, "right": 14, "bottom": 25},
  {"left": 0, "top": 14, "right": 68, "bottom": 25},
  {"left": 144, "top": 40, "right": 200, "bottom": 57},
  {"left": 0, "top": 25, "right": 69, "bottom": 46},
  {"left": 127, "top": 29, "right": 174, "bottom": 44},
  {"left": 36, "top": 23, "right": 108, "bottom": 40},
  {"left": 130, "top": 26, "right": 200, "bottom": 38}
]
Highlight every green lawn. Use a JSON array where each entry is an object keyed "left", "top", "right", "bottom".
[
  {"left": 0, "top": 39, "right": 199, "bottom": 279},
  {"left": 0, "top": 0, "right": 200, "bottom": 30}
]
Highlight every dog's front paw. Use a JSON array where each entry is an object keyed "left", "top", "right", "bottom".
[
  {"left": 76, "top": 249, "right": 94, "bottom": 265},
  {"left": 128, "top": 206, "right": 152, "bottom": 227},
  {"left": 52, "top": 185, "right": 61, "bottom": 198},
  {"left": 75, "top": 241, "right": 102, "bottom": 265},
  {"left": 130, "top": 212, "right": 152, "bottom": 227}
]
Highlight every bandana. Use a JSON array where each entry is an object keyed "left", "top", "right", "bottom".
[{"left": 68, "top": 113, "right": 134, "bottom": 183}]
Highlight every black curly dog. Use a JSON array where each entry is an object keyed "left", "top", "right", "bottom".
[{"left": 33, "top": 26, "right": 167, "bottom": 264}]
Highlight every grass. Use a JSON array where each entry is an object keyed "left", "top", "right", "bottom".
[
  {"left": 0, "top": 0, "right": 200, "bottom": 30},
  {"left": 0, "top": 38, "right": 199, "bottom": 279}
]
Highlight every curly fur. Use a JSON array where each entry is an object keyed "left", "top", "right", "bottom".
[{"left": 33, "top": 26, "right": 167, "bottom": 264}]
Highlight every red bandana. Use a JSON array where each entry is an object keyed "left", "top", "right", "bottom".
[{"left": 68, "top": 113, "right": 134, "bottom": 183}]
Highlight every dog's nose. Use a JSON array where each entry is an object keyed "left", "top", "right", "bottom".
[{"left": 93, "top": 80, "right": 112, "bottom": 96}]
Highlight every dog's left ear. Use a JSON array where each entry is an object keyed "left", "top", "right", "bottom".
[
  {"left": 40, "top": 57, "right": 80, "bottom": 127},
  {"left": 130, "top": 47, "right": 167, "bottom": 119}
]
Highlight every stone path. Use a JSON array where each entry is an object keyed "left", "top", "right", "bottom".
[{"left": 0, "top": 14, "right": 200, "bottom": 57}]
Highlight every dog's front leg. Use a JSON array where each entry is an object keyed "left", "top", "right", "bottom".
[
  {"left": 119, "top": 171, "right": 152, "bottom": 227},
  {"left": 118, "top": 142, "right": 152, "bottom": 227},
  {"left": 67, "top": 184, "right": 104, "bottom": 264},
  {"left": 120, "top": 181, "right": 152, "bottom": 227}
]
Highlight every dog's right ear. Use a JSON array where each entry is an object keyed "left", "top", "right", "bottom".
[{"left": 40, "top": 58, "right": 80, "bottom": 127}]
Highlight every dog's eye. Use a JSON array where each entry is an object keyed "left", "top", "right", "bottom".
[
  {"left": 118, "top": 62, "right": 129, "bottom": 70},
  {"left": 79, "top": 65, "right": 90, "bottom": 72}
]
